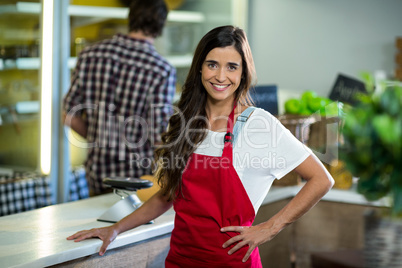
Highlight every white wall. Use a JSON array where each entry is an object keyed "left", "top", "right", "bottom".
[{"left": 248, "top": 0, "right": 402, "bottom": 107}]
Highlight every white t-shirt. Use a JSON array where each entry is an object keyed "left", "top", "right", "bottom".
[{"left": 194, "top": 108, "right": 312, "bottom": 214}]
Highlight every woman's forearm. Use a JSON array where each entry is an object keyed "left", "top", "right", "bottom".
[
  {"left": 263, "top": 175, "right": 333, "bottom": 234},
  {"left": 260, "top": 155, "right": 334, "bottom": 235},
  {"left": 114, "top": 189, "right": 173, "bottom": 234}
]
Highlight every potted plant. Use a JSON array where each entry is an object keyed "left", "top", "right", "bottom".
[{"left": 341, "top": 74, "right": 402, "bottom": 268}]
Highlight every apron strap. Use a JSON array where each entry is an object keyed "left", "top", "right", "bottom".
[
  {"left": 233, "top": 106, "right": 256, "bottom": 146},
  {"left": 222, "top": 103, "right": 237, "bottom": 162},
  {"left": 224, "top": 103, "right": 237, "bottom": 142},
  {"left": 223, "top": 105, "right": 257, "bottom": 161}
]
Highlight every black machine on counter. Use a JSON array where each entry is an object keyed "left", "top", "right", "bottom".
[{"left": 97, "top": 177, "right": 153, "bottom": 223}]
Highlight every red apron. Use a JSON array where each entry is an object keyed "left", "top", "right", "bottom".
[{"left": 165, "top": 105, "right": 262, "bottom": 268}]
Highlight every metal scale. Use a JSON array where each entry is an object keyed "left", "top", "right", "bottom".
[{"left": 97, "top": 177, "right": 153, "bottom": 223}]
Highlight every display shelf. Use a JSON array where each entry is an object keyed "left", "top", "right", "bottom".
[
  {"left": 0, "top": 54, "right": 193, "bottom": 71},
  {"left": 0, "top": 58, "right": 39, "bottom": 70},
  {"left": 0, "top": 2, "right": 40, "bottom": 15},
  {"left": 68, "top": 54, "right": 193, "bottom": 69},
  {"left": 166, "top": 54, "right": 194, "bottom": 68},
  {"left": 69, "top": 5, "right": 205, "bottom": 23},
  {"left": 69, "top": 5, "right": 205, "bottom": 27},
  {"left": 0, "top": 2, "right": 205, "bottom": 23},
  {"left": 167, "top": 10, "right": 205, "bottom": 23}
]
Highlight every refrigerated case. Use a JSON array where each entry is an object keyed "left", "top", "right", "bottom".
[
  {"left": 0, "top": 0, "right": 248, "bottom": 205},
  {"left": 0, "top": 0, "right": 59, "bottom": 212},
  {"left": 0, "top": 0, "right": 41, "bottom": 171}
]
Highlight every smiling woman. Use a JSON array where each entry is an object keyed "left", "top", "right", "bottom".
[
  {"left": 201, "top": 46, "right": 243, "bottom": 106},
  {"left": 66, "top": 26, "right": 334, "bottom": 268}
]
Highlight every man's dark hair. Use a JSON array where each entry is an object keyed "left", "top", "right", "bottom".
[{"left": 128, "top": 0, "right": 168, "bottom": 38}]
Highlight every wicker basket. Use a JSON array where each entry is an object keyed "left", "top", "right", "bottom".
[
  {"left": 277, "top": 114, "right": 317, "bottom": 145},
  {"left": 273, "top": 114, "right": 341, "bottom": 186},
  {"left": 274, "top": 115, "right": 317, "bottom": 186}
]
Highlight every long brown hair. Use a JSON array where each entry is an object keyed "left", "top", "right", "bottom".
[{"left": 155, "top": 26, "right": 256, "bottom": 201}]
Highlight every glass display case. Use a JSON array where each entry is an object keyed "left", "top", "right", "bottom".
[
  {"left": 0, "top": 0, "right": 57, "bottom": 215},
  {"left": 0, "top": 0, "right": 41, "bottom": 172}
]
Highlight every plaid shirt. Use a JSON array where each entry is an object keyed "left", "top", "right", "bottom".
[{"left": 64, "top": 34, "right": 176, "bottom": 194}]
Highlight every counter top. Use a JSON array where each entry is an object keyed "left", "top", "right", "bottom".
[
  {"left": 0, "top": 194, "right": 174, "bottom": 268},
  {"left": 0, "top": 184, "right": 388, "bottom": 268},
  {"left": 264, "top": 184, "right": 390, "bottom": 208}
]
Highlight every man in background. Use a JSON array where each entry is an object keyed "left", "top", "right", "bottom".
[{"left": 63, "top": 0, "right": 176, "bottom": 196}]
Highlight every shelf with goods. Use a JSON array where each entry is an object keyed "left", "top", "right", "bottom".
[
  {"left": 0, "top": 2, "right": 40, "bottom": 15},
  {"left": 0, "top": 54, "right": 194, "bottom": 72},
  {"left": 0, "top": 57, "right": 39, "bottom": 70},
  {"left": 66, "top": 53, "right": 194, "bottom": 70},
  {"left": 69, "top": 5, "right": 205, "bottom": 24},
  {"left": 0, "top": 54, "right": 192, "bottom": 71},
  {"left": 0, "top": 1, "right": 205, "bottom": 22}
]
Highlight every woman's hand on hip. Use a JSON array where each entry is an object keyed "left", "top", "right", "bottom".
[
  {"left": 221, "top": 224, "right": 277, "bottom": 262},
  {"left": 67, "top": 226, "right": 119, "bottom": 256}
]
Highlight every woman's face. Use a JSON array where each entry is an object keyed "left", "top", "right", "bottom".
[{"left": 201, "top": 46, "right": 243, "bottom": 105}]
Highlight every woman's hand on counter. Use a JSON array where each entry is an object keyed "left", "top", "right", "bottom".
[
  {"left": 66, "top": 189, "right": 173, "bottom": 256},
  {"left": 67, "top": 225, "right": 119, "bottom": 256}
]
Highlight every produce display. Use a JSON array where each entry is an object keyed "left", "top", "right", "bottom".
[
  {"left": 284, "top": 90, "right": 342, "bottom": 116},
  {"left": 281, "top": 90, "right": 345, "bottom": 185}
]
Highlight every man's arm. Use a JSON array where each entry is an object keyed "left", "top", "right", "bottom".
[{"left": 63, "top": 112, "right": 88, "bottom": 139}]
